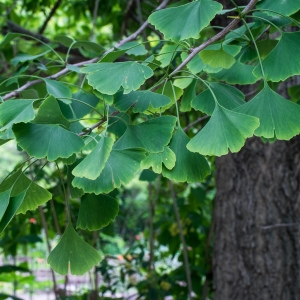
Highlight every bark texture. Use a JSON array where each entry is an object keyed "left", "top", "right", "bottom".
[{"left": 213, "top": 136, "right": 300, "bottom": 300}]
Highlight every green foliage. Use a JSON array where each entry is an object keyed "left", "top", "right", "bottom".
[{"left": 1, "top": 0, "right": 300, "bottom": 298}]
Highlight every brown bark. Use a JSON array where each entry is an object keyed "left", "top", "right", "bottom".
[{"left": 213, "top": 136, "right": 300, "bottom": 300}]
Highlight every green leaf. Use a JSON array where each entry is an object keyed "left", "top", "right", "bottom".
[
  {"left": 148, "top": 0, "right": 223, "bottom": 42},
  {"left": 11, "top": 50, "right": 51, "bottom": 66},
  {"left": 72, "top": 136, "right": 114, "bottom": 180},
  {"left": 33, "top": 96, "right": 70, "bottom": 128},
  {"left": 114, "top": 91, "right": 171, "bottom": 113},
  {"left": 199, "top": 44, "right": 237, "bottom": 69},
  {"left": 77, "top": 194, "right": 119, "bottom": 231},
  {"left": 180, "top": 79, "right": 197, "bottom": 112},
  {"left": 47, "top": 224, "right": 102, "bottom": 275},
  {"left": 59, "top": 90, "right": 99, "bottom": 120},
  {"left": 0, "top": 189, "right": 12, "bottom": 221},
  {"left": 162, "top": 128, "right": 210, "bottom": 182},
  {"left": 0, "top": 100, "right": 36, "bottom": 131},
  {"left": 100, "top": 49, "right": 127, "bottom": 62},
  {"left": 141, "top": 147, "right": 176, "bottom": 174},
  {"left": 117, "top": 41, "right": 147, "bottom": 56},
  {"left": 72, "top": 149, "right": 146, "bottom": 194},
  {"left": 13, "top": 123, "right": 84, "bottom": 161},
  {"left": 0, "top": 33, "right": 21, "bottom": 49},
  {"left": 181, "top": 52, "right": 204, "bottom": 74},
  {"left": 253, "top": 32, "right": 300, "bottom": 82},
  {"left": 139, "top": 169, "right": 158, "bottom": 182},
  {"left": 114, "top": 116, "right": 177, "bottom": 153},
  {"left": 0, "top": 192, "right": 25, "bottom": 234},
  {"left": 44, "top": 79, "right": 72, "bottom": 103},
  {"left": 156, "top": 44, "right": 182, "bottom": 68},
  {"left": 257, "top": 0, "right": 300, "bottom": 16},
  {"left": 187, "top": 104, "right": 259, "bottom": 156},
  {"left": 81, "top": 62, "right": 153, "bottom": 95},
  {"left": 192, "top": 82, "right": 245, "bottom": 115},
  {"left": 211, "top": 60, "right": 259, "bottom": 84},
  {"left": 235, "top": 84, "right": 300, "bottom": 139}
]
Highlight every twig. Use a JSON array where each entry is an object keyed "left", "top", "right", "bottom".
[
  {"left": 90, "top": 0, "right": 100, "bottom": 41},
  {"left": 169, "top": 181, "right": 193, "bottom": 299},
  {"left": 2, "top": 0, "right": 170, "bottom": 101},
  {"left": 183, "top": 116, "right": 209, "bottom": 131},
  {"left": 39, "top": 0, "right": 63, "bottom": 34}
]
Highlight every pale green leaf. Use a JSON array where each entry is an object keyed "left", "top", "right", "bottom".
[
  {"left": 148, "top": 0, "right": 223, "bottom": 42},
  {"left": 13, "top": 123, "right": 84, "bottom": 161},
  {"left": 235, "top": 84, "right": 300, "bottom": 139},
  {"left": 192, "top": 82, "right": 245, "bottom": 115},
  {"left": 81, "top": 62, "right": 153, "bottom": 95},
  {"left": 114, "top": 91, "right": 171, "bottom": 113},
  {"left": 77, "top": 194, "right": 119, "bottom": 231},
  {"left": 114, "top": 116, "right": 177, "bottom": 153},
  {"left": 253, "top": 32, "right": 300, "bottom": 82},
  {"left": 156, "top": 44, "right": 182, "bottom": 68},
  {"left": 173, "top": 78, "right": 193, "bottom": 89},
  {"left": 72, "top": 136, "right": 114, "bottom": 180},
  {"left": 0, "top": 100, "right": 35, "bottom": 131},
  {"left": 44, "top": 79, "right": 72, "bottom": 103},
  {"left": 163, "top": 128, "right": 210, "bottom": 182},
  {"left": 47, "top": 224, "right": 102, "bottom": 275},
  {"left": 117, "top": 41, "right": 147, "bottom": 56},
  {"left": 141, "top": 147, "right": 176, "bottom": 174},
  {"left": 187, "top": 104, "right": 259, "bottom": 156},
  {"left": 72, "top": 149, "right": 146, "bottom": 194}
]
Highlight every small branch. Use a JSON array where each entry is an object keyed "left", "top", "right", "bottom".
[
  {"left": 261, "top": 223, "right": 299, "bottom": 230},
  {"left": 90, "top": 0, "right": 100, "bottom": 41},
  {"left": 169, "top": 181, "right": 193, "bottom": 300},
  {"left": 183, "top": 116, "right": 209, "bottom": 132},
  {"left": 39, "top": 0, "right": 63, "bottom": 34}
]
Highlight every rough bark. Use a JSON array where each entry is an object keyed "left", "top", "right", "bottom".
[{"left": 213, "top": 136, "right": 300, "bottom": 300}]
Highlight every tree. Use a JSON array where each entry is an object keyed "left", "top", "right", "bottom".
[{"left": 1, "top": 0, "right": 300, "bottom": 299}]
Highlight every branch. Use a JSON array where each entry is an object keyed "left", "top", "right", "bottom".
[
  {"left": 169, "top": 181, "right": 193, "bottom": 300},
  {"left": 39, "top": 0, "right": 63, "bottom": 34},
  {"left": 2, "top": 0, "right": 170, "bottom": 101}
]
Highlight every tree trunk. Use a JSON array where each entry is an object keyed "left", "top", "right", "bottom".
[{"left": 213, "top": 136, "right": 300, "bottom": 299}]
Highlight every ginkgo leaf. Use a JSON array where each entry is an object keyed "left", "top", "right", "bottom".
[
  {"left": 211, "top": 60, "right": 259, "bottom": 84},
  {"left": 163, "top": 128, "right": 210, "bottom": 182},
  {"left": 0, "top": 99, "right": 36, "bottom": 131},
  {"left": 199, "top": 44, "right": 237, "bottom": 69},
  {"left": 72, "top": 136, "right": 114, "bottom": 180},
  {"left": 0, "top": 191, "right": 25, "bottom": 234},
  {"left": 33, "top": 96, "right": 70, "bottom": 128},
  {"left": 11, "top": 50, "right": 51, "bottom": 66},
  {"left": 117, "top": 41, "right": 147, "bottom": 56},
  {"left": 114, "top": 116, "right": 177, "bottom": 153},
  {"left": 148, "top": 0, "right": 223, "bottom": 42},
  {"left": 235, "top": 84, "right": 300, "bottom": 140},
  {"left": 47, "top": 224, "right": 102, "bottom": 275},
  {"left": 192, "top": 82, "right": 245, "bottom": 115},
  {"left": 156, "top": 44, "right": 182, "bottom": 67},
  {"left": 141, "top": 147, "right": 176, "bottom": 174},
  {"left": 72, "top": 149, "right": 146, "bottom": 194},
  {"left": 187, "top": 104, "right": 259, "bottom": 156},
  {"left": 114, "top": 91, "right": 171, "bottom": 113},
  {"left": 77, "top": 194, "right": 119, "bottom": 231},
  {"left": 253, "top": 32, "right": 300, "bottom": 82},
  {"left": 257, "top": 0, "right": 300, "bottom": 16},
  {"left": 13, "top": 123, "right": 84, "bottom": 161},
  {"left": 180, "top": 79, "right": 197, "bottom": 112},
  {"left": 44, "top": 79, "right": 72, "bottom": 103},
  {"left": 0, "top": 189, "right": 12, "bottom": 221},
  {"left": 81, "top": 62, "right": 153, "bottom": 95}
]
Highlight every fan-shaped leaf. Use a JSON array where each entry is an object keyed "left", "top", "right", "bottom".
[
  {"left": 192, "top": 82, "right": 245, "bottom": 115},
  {"left": 156, "top": 44, "right": 182, "bottom": 67},
  {"left": 72, "top": 149, "right": 146, "bottom": 194},
  {"left": 235, "top": 84, "right": 300, "bottom": 139},
  {"left": 141, "top": 147, "right": 176, "bottom": 174},
  {"left": 163, "top": 128, "right": 210, "bottom": 182},
  {"left": 114, "top": 91, "right": 171, "bottom": 113},
  {"left": 117, "top": 41, "right": 147, "bottom": 56},
  {"left": 0, "top": 189, "right": 12, "bottom": 221},
  {"left": 33, "top": 96, "right": 70, "bottom": 128},
  {"left": 0, "top": 100, "right": 35, "bottom": 131},
  {"left": 72, "top": 136, "right": 114, "bottom": 180},
  {"left": 47, "top": 224, "right": 102, "bottom": 275},
  {"left": 44, "top": 79, "right": 72, "bottom": 103},
  {"left": 114, "top": 116, "right": 176, "bottom": 153},
  {"left": 81, "top": 62, "right": 153, "bottom": 95},
  {"left": 148, "top": 0, "right": 223, "bottom": 42},
  {"left": 257, "top": 0, "right": 300, "bottom": 16},
  {"left": 13, "top": 123, "right": 84, "bottom": 161},
  {"left": 187, "top": 104, "right": 259, "bottom": 156},
  {"left": 253, "top": 32, "right": 300, "bottom": 82},
  {"left": 77, "top": 194, "right": 119, "bottom": 231},
  {"left": 180, "top": 79, "right": 197, "bottom": 112}
]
